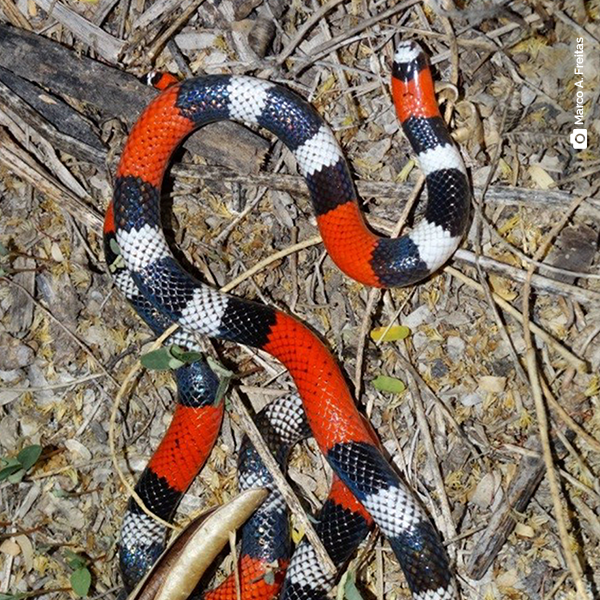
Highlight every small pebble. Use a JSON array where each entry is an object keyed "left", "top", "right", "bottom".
[
  {"left": 0, "top": 332, "right": 35, "bottom": 370},
  {"left": 446, "top": 335, "right": 466, "bottom": 361}
]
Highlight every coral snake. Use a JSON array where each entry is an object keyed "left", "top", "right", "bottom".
[{"left": 103, "top": 40, "right": 471, "bottom": 600}]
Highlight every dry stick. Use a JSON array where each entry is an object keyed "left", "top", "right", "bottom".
[
  {"left": 227, "top": 530, "right": 242, "bottom": 600},
  {"left": 393, "top": 351, "right": 478, "bottom": 455},
  {"left": 0, "top": 373, "right": 105, "bottom": 393},
  {"left": 33, "top": 0, "right": 125, "bottom": 63},
  {"left": 228, "top": 389, "right": 337, "bottom": 575},
  {"left": 294, "top": 9, "right": 543, "bottom": 75},
  {"left": 0, "top": 128, "right": 102, "bottom": 230},
  {"left": 352, "top": 174, "right": 426, "bottom": 397},
  {"left": 145, "top": 0, "right": 207, "bottom": 64},
  {"left": 558, "top": 454, "right": 600, "bottom": 504},
  {"left": 354, "top": 289, "right": 378, "bottom": 401},
  {"left": 454, "top": 249, "right": 600, "bottom": 306},
  {"left": 546, "top": 572, "right": 571, "bottom": 600},
  {"left": 288, "top": 0, "right": 421, "bottom": 76},
  {"left": 437, "top": 4, "right": 459, "bottom": 92},
  {"left": 579, "top": 323, "right": 600, "bottom": 355},
  {"left": 446, "top": 267, "right": 587, "bottom": 374},
  {"left": 132, "top": 0, "right": 187, "bottom": 31},
  {"left": 540, "top": 379, "right": 600, "bottom": 454},
  {"left": 122, "top": 0, "right": 205, "bottom": 66},
  {"left": 472, "top": 82, "right": 530, "bottom": 387},
  {"left": 399, "top": 347, "right": 458, "bottom": 544},
  {"left": 540, "top": 0, "right": 600, "bottom": 47},
  {"left": 313, "top": 0, "right": 360, "bottom": 123},
  {"left": 275, "top": 0, "right": 348, "bottom": 65},
  {"left": 364, "top": 289, "right": 415, "bottom": 418},
  {"left": 1, "top": 278, "right": 119, "bottom": 389},
  {"left": 478, "top": 213, "right": 600, "bottom": 281},
  {"left": 220, "top": 236, "right": 322, "bottom": 293},
  {"left": 499, "top": 52, "right": 564, "bottom": 115},
  {"left": 214, "top": 154, "right": 287, "bottom": 244},
  {"left": 520, "top": 187, "right": 597, "bottom": 600},
  {"left": 176, "top": 165, "right": 600, "bottom": 221},
  {"left": 109, "top": 322, "right": 182, "bottom": 531},
  {"left": 28, "top": 456, "right": 113, "bottom": 481},
  {"left": 214, "top": 186, "right": 269, "bottom": 244},
  {"left": 0, "top": 0, "right": 32, "bottom": 30}
]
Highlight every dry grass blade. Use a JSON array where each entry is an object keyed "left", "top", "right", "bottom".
[
  {"left": 446, "top": 267, "right": 588, "bottom": 374},
  {"left": 109, "top": 323, "right": 182, "bottom": 531},
  {"left": 520, "top": 184, "right": 600, "bottom": 600},
  {"left": 0, "top": 128, "right": 102, "bottom": 229}
]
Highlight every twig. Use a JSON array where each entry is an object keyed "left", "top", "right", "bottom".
[
  {"left": 275, "top": 0, "right": 348, "bottom": 65},
  {"left": 220, "top": 236, "right": 322, "bottom": 293},
  {"left": 0, "top": 0, "right": 32, "bottom": 30},
  {"left": 0, "top": 373, "right": 105, "bottom": 393},
  {"left": 353, "top": 175, "right": 425, "bottom": 398},
  {"left": 228, "top": 389, "right": 337, "bottom": 575},
  {"left": 108, "top": 323, "right": 181, "bottom": 531},
  {"left": 32, "top": 0, "right": 125, "bottom": 62},
  {"left": 397, "top": 348, "right": 458, "bottom": 545},
  {"left": 145, "top": 0, "right": 208, "bottom": 64},
  {"left": 446, "top": 267, "right": 588, "bottom": 373},
  {"left": 471, "top": 81, "right": 530, "bottom": 388},
  {"left": 520, "top": 187, "right": 596, "bottom": 600},
  {"left": 289, "top": 0, "right": 422, "bottom": 75},
  {"left": 454, "top": 249, "right": 600, "bottom": 306},
  {"left": 540, "top": 0, "right": 600, "bottom": 47},
  {"left": 174, "top": 164, "right": 600, "bottom": 222},
  {"left": 1, "top": 277, "right": 119, "bottom": 387},
  {"left": 0, "top": 128, "right": 102, "bottom": 230}
]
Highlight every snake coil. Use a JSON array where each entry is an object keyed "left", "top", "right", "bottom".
[{"left": 104, "top": 41, "right": 470, "bottom": 600}]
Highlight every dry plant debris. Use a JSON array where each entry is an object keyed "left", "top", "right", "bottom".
[{"left": 0, "top": 1, "right": 599, "bottom": 599}]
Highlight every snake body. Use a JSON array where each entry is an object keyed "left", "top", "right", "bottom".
[{"left": 104, "top": 41, "right": 470, "bottom": 600}]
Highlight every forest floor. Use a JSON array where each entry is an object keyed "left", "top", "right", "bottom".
[{"left": 1, "top": 1, "right": 600, "bottom": 599}]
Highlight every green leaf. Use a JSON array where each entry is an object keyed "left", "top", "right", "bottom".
[
  {"left": 0, "top": 461, "right": 23, "bottom": 481},
  {"left": 107, "top": 239, "right": 124, "bottom": 273},
  {"left": 263, "top": 571, "right": 275, "bottom": 585},
  {"left": 109, "top": 238, "right": 121, "bottom": 256},
  {"left": 0, "top": 593, "right": 27, "bottom": 600},
  {"left": 337, "top": 570, "right": 365, "bottom": 600},
  {"left": 170, "top": 346, "right": 203, "bottom": 364},
  {"left": 342, "top": 570, "right": 364, "bottom": 600},
  {"left": 17, "top": 445, "right": 42, "bottom": 471},
  {"left": 0, "top": 457, "right": 21, "bottom": 469},
  {"left": 370, "top": 325, "right": 410, "bottom": 342},
  {"left": 71, "top": 567, "right": 92, "bottom": 596},
  {"left": 142, "top": 346, "right": 211, "bottom": 371},
  {"left": 0, "top": 241, "right": 9, "bottom": 257},
  {"left": 64, "top": 549, "right": 86, "bottom": 569},
  {"left": 206, "top": 356, "right": 234, "bottom": 405},
  {"left": 141, "top": 347, "right": 186, "bottom": 371},
  {"left": 372, "top": 375, "right": 406, "bottom": 394},
  {"left": 7, "top": 469, "right": 26, "bottom": 484},
  {"left": 52, "top": 487, "right": 68, "bottom": 498}
]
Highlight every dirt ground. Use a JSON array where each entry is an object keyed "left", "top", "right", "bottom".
[{"left": 1, "top": 1, "right": 599, "bottom": 599}]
